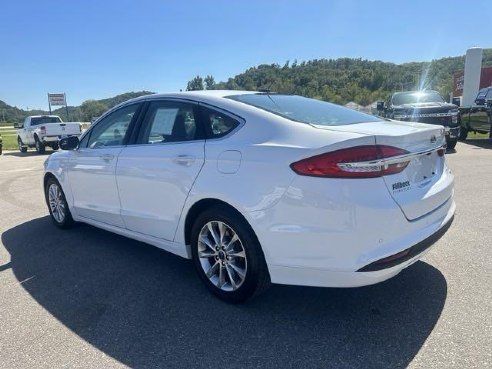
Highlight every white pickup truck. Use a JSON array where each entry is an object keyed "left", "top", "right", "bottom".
[{"left": 16, "top": 115, "right": 82, "bottom": 154}]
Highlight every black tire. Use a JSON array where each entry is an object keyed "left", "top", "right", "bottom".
[
  {"left": 51, "top": 143, "right": 59, "bottom": 151},
  {"left": 35, "top": 137, "right": 45, "bottom": 154},
  {"left": 459, "top": 128, "right": 468, "bottom": 141},
  {"left": 18, "top": 137, "right": 27, "bottom": 153},
  {"left": 191, "top": 205, "right": 270, "bottom": 303},
  {"left": 45, "top": 177, "right": 74, "bottom": 229},
  {"left": 0, "top": 144, "right": 2, "bottom": 155},
  {"left": 447, "top": 138, "right": 458, "bottom": 150}
]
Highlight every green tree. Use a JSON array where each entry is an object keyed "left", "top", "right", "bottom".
[
  {"left": 204, "top": 75, "right": 216, "bottom": 90},
  {"left": 186, "top": 75, "right": 204, "bottom": 91},
  {"left": 80, "top": 100, "right": 108, "bottom": 121}
]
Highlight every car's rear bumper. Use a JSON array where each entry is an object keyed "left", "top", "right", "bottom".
[
  {"left": 357, "top": 212, "right": 453, "bottom": 272},
  {"left": 263, "top": 200, "right": 453, "bottom": 288},
  {"left": 42, "top": 134, "right": 80, "bottom": 143},
  {"left": 42, "top": 136, "right": 59, "bottom": 143},
  {"left": 268, "top": 247, "right": 433, "bottom": 288},
  {"left": 248, "top": 173, "right": 455, "bottom": 288}
]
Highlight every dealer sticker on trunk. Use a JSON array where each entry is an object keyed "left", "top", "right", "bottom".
[{"left": 392, "top": 180, "right": 411, "bottom": 193}]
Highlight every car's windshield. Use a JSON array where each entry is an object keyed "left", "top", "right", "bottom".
[
  {"left": 31, "top": 116, "right": 62, "bottom": 125},
  {"left": 392, "top": 91, "right": 444, "bottom": 105},
  {"left": 227, "top": 94, "right": 382, "bottom": 126}
]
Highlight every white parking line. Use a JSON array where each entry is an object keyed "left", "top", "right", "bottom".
[{"left": 0, "top": 167, "right": 39, "bottom": 173}]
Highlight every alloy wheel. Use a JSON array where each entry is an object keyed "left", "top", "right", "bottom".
[
  {"left": 197, "top": 221, "right": 247, "bottom": 291},
  {"left": 48, "top": 183, "right": 65, "bottom": 223}
]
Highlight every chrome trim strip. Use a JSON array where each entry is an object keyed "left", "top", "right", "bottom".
[{"left": 337, "top": 145, "right": 445, "bottom": 170}]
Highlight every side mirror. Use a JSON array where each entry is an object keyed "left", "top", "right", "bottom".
[
  {"left": 14, "top": 122, "right": 23, "bottom": 129},
  {"left": 59, "top": 136, "right": 79, "bottom": 150},
  {"left": 376, "top": 101, "right": 385, "bottom": 111}
]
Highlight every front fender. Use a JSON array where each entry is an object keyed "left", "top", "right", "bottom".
[{"left": 44, "top": 151, "right": 75, "bottom": 208}]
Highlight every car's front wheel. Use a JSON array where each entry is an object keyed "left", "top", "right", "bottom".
[
  {"left": 447, "top": 138, "right": 458, "bottom": 150},
  {"left": 18, "top": 137, "right": 27, "bottom": 153},
  {"left": 191, "top": 206, "right": 270, "bottom": 303},
  {"left": 45, "top": 177, "right": 74, "bottom": 229}
]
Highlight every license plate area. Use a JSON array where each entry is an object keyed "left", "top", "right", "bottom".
[{"left": 405, "top": 153, "right": 438, "bottom": 184}]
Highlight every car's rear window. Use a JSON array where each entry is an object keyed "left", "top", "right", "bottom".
[
  {"left": 31, "top": 117, "right": 62, "bottom": 125},
  {"left": 226, "top": 94, "right": 382, "bottom": 126}
]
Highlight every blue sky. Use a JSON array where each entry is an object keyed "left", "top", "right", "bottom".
[{"left": 1, "top": 0, "right": 490, "bottom": 110}]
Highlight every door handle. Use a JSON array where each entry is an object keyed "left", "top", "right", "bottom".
[
  {"left": 172, "top": 155, "right": 195, "bottom": 166},
  {"left": 100, "top": 154, "right": 115, "bottom": 161}
]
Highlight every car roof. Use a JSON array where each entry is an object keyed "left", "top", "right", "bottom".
[
  {"left": 121, "top": 90, "right": 261, "bottom": 107},
  {"left": 28, "top": 115, "right": 60, "bottom": 118},
  {"left": 392, "top": 90, "right": 439, "bottom": 95}
]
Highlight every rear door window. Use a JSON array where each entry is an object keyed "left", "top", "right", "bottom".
[
  {"left": 138, "top": 101, "right": 203, "bottom": 144},
  {"left": 200, "top": 106, "right": 240, "bottom": 138}
]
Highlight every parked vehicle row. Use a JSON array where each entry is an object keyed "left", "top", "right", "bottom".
[
  {"left": 458, "top": 91, "right": 492, "bottom": 139},
  {"left": 376, "top": 90, "right": 461, "bottom": 149},
  {"left": 44, "top": 91, "right": 455, "bottom": 303},
  {"left": 15, "top": 115, "right": 82, "bottom": 154}
]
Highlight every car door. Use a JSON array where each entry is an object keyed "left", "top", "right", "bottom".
[
  {"left": 68, "top": 103, "right": 142, "bottom": 227},
  {"left": 468, "top": 106, "right": 489, "bottom": 132},
  {"left": 116, "top": 99, "right": 205, "bottom": 240},
  {"left": 21, "top": 118, "right": 33, "bottom": 145}
]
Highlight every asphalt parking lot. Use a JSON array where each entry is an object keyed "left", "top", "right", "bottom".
[{"left": 0, "top": 142, "right": 491, "bottom": 369}]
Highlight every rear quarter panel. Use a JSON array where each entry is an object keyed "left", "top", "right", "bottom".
[{"left": 174, "top": 104, "right": 377, "bottom": 247}]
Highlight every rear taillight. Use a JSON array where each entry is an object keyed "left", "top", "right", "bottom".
[
  {"left": 290, "top": 145, "right": 410, "bottom": 178},
  {"left": 40, "top": 126, "right": 46, "bottom": 134}
]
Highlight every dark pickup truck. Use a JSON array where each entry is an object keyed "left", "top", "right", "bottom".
[
  {"left": 377, "top": 90, "right": 460, "bottom": 150},
  {"left": 458, "top": 89, "right": 492, "bottom": 140}
]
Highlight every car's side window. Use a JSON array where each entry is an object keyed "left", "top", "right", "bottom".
[
  {"left": 86, "top": 104, "right": 139, "bottom": 149},
  {"left": 139, "top": 101, "right": 201, "bottom": 144},
  {"left": 201, "top": 106, "right": 240, "bottom": 139}
]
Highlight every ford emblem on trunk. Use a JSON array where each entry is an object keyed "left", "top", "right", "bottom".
[{"left": 430, "top": 135, "right": 437, "bottom": 143}]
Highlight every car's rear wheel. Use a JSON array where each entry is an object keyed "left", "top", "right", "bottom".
[
  {"left": 35, "top": 137, "right": 45, "bottom": 154},
  {"left": 191, "top": 206, "right": 270, "bottom": 303},
  {"left": 45, "top": 177, "right": 74, "bottom": 229},
  {"left": 51, "top": 143, "right": 59, "bottom": 151},
  {"left": 18, "top": 137, "right": 27, "bottom": 153}
]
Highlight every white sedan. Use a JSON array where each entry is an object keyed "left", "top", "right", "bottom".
[{"left": 44, "top": 91, "right": 455, "bottom": 303}]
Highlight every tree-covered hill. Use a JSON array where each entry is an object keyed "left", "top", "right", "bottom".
[
  {"left": 0, "top": 91, "right": 153, "bottom": 124},
  {"left": 188, "top": 49, "right": 492, "bottom": 106},
  {"left": 3, "top": 50, "right": 492, "bottom": 124}
]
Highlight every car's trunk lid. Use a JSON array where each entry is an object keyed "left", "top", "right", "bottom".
[
  {"left": 44, "top": 122, "right": 81, "bottom": 137},
  {"left": 313, "top": 120, "right": 453, "bottom": 220}
]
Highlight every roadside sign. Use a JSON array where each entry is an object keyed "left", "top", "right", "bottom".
[
  {"left": 48, "top": 93, "right": 67, "bottom": 106},
  {"left": 48, "top": 93, "right": 69, "bottom": 120}
]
